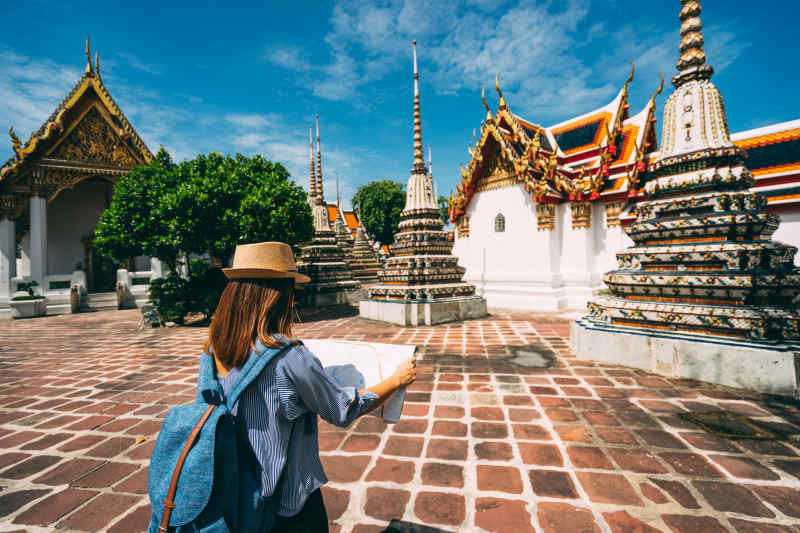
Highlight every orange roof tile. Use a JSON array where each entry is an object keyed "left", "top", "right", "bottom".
[{"left": 733, "top": 128, "right": 800, "bottom": 149}]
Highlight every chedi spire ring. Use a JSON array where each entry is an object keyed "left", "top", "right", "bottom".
[{"left": 673, "top": 0, "right": 714, "bottom": 87}]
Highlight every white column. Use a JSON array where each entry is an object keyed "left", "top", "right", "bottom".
[
  {"left": 0, "top": 218, "right": 15, "bottom": 298},
  {"left": 19, "top": 232, "right": 30, "bottom": 277},
  {"left": 29, "top": 196, "right": 47, "bottom": 283}
]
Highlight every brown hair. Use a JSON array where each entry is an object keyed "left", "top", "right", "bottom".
[{"left": 204, "top": 277, "right": 296, "bottom": 368}]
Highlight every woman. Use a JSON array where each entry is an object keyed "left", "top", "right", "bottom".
[{"left": 208, "top": 241, "right": 416, "bottom": 532}]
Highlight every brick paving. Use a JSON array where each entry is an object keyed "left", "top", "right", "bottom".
[{"left": 0, "top": 307, "right": 799, "bottom": 532}]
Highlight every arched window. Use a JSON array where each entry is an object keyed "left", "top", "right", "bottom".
[{"left": 494, "top": 213, "right": 506, "bottom": 233}]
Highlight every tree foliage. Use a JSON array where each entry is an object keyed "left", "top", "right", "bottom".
[
  {"left": 95, "top": 150, "right": 314, "bottom": 269},
  {"left": 94, "top": 147, "right": 181, "bottom": 269},
  {"left": 352, "top": 180, "right": 406, "bottom": 245},
  {"left": 95, "top": 150, "right": 313, "bottom": 323},
  {"left": 437, "top": 195, "right": 449, "bottom": 224}
]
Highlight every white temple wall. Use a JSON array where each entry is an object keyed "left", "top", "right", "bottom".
[
  {"left": 560, "top": 203, "right": 604, "bottom": 309},
  {"left": 453, "top": 184, "right": 567, "bottom": 311},
  {"left": 47, "top": 179, "right": 109, "bottom": 275},
  {"left": 451, "top": 187, "right": 641, "bottom": 312},
  {"left": 771, "top": 210, "right": 800, "bottom": 266}
]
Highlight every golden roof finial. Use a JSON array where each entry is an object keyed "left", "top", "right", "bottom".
[
  {"left": 481, "top": 87, "right": 490, "bottom": 113},
  {"left": 9, "top": 127, "right": 22, "bottom": 155},
  {"left": 95, "top": 52, "right": 101, "bottom": 79},
  {"left": 495, "top": 74, "right": 506, "bottom": 109},
  {"left": 85, "top": 37, "right": 93, "bottom": 74},
  {"left": 649, "top": 73, "right": 665, "bottom": 107},
  {"left": 623, "top": 62, "right": 635, "bottom": 93}
]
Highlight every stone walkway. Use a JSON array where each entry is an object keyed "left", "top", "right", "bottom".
[{"left": 0, "top": 307, "right": 799, "bottom": 532}]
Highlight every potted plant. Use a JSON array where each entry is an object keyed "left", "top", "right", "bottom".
[{"left": 10, "top": 280, "right": 47, "bottom": 318}]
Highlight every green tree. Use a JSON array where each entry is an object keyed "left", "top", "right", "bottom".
[
  {"left": 352, "top": 180, "right": 405, "bottom": 245},
  {"left": 95, "top": 147, "right": 181, "bottom": 270},
  {"left": 438, "top": 195, "right": 449, "bottom": 224},
  {"left": 95, "top": 150, "right": 314, "bottom": 322},
  {"left": 165, "top": 153, "right": 313, "bottom": 263},
  {"left": 97, "top": 151, "right": 313, "bottom": 267}
]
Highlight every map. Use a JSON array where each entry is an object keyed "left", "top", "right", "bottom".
[{"left": 303, "top": 339, "right": 417, "bottom": 423}]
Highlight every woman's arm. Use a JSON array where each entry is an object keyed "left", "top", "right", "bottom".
[
  {"left": 282, "top": 346, "right": 416, "bottom": 427},
  {"left": 352, "top": 356, "right": 417, "bottom": 417}
]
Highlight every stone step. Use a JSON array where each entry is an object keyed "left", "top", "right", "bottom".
[{"left": 87, "top": 292, "right": 118, "bottom": 311}]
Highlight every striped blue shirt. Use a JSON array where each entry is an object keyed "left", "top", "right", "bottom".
[{"left": 218, "top": 340, "right": 377, "bottom": 517}]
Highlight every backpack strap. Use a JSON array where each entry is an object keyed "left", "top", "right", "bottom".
[
  {"left": 158, "top": 403, "right": 217, "bottom": 532},
  {"left": 223, "top": 340, "right": 296, "bottom": 411}
]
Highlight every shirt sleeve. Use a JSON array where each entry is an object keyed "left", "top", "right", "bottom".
[{"left": 281, "top": 345, "right": 378, "bottom": 427}]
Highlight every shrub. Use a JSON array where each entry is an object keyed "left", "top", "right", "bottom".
[{"left": 148, "top": 274, "right": 189, "bottom": 324}]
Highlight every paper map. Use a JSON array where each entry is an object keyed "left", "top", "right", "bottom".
[{"left": 303, "top": 339, "right": 416, "bottom": 423}]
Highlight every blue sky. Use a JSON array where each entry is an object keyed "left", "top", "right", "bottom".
[{"left": 1, "top": 0, "right": 799, "bottom": 209}]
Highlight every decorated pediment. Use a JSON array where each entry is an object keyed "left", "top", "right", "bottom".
[
  {"left": 49, "top": 107, "right": 140, "bottom": 168},
  {"left": 0, "top": 39, "right": 152, "bottom": 189}
]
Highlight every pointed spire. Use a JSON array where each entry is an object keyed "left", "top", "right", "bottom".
[
  {"left": 85, "top": 37, "right": 93, "bottom": 74},
  {"left": 315, "top": 114, "right": 323, "bottom": 205},
  {"left": 495, "top": 74, "right": 507, "bottom": 110},
  {"left": 308, "top": 125, "right": 316, "bottom": 204},
  {"left": 673, "top": 0, "right": 714, "bottom": 87},
  {"left": 336, "top": 172, "right": 341, "bottom": 207},
  {"left": 95, "top": 52, "right": 101, "bottom": 80},
  {"left": 412, "top": 41, "right": 426, "bottom": 173}
]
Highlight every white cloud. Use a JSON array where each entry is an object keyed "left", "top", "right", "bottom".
[
  {"left": 117, "top": 52, "right": 162, "bottom": 75},
  {"left": 267, "top": 0, "right": 750, "bottom": 124}
]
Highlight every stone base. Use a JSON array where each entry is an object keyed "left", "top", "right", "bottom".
[
  {"left": 9, "top": 298, "right": 47, "bottom": 319},
  {"left": 359, "top": 296, "right": 488, "bottom": 326},
  {"left": 300, "top": 288, "right": 364, "bottom": 308},
  {"left": 571, "top": 318, "right": 800, "bottom": 397}
]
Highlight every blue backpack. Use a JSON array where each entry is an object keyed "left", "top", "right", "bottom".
[{"left": 147, "top": 343, "right": 292, "bottom": 533}]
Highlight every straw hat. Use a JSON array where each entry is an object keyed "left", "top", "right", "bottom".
[{"left": 223, "top": 242, "right": 310, "bottom": 284}]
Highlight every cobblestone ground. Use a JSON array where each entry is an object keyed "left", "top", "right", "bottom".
[{"left": 0, "top": 307, "right": 799, "bottom": 532}]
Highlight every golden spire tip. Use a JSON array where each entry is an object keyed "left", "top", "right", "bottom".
[{"left": 85, "top": 37, "right": 93, "bottom": 74}]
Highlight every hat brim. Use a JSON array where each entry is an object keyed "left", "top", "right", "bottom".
[{"left": 222, "top": 267, "right": 310, "bottom": 284}]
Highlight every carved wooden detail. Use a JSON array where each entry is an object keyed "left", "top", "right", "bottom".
[
  {"left": 605, "top": 200, "right": 626, "bottom": 228},
  {"left": 536, "top": 203, "right": 555, "bottom": 231},
  {"left": 475, "top": 154, "right": 517, "bottom": 193},
  {"left": 50, "top": 107, "right": 138, "bottom": 168},
  {"left": 0, "top": 193, "right": 26, "bottom": 221},
  {"left": 571, "top": 201, "right": 592, "bottom": 229},
  {"left": 456, "top": 215, "right": 470, "bottom": 238}
]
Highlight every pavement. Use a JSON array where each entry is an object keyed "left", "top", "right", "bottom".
[{"left": 0, "top": 306, "right": 799, "bottom": 532}]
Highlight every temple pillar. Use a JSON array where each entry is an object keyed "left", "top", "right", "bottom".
[
  {"left": 29, "top": 196, "right": 48, "bottom": 284},
  {"left": 19, "top": 233, "right": 30, "bottom": 277},
  {"left": 0, "top": 218, "right": 15, "bottom": 299}
]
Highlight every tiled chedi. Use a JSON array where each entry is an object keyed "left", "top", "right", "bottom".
[
  {"left": 348, "top": 215, "right": 382, "bottom": 282},
  {"left": 585, "top": 0, "right": 800, "bottom": 342},
  {"left": 368, "top": 42, "right": 478, "bottom": 302},
  {"left": 297, "top": 119, "right": 361, "bottom": 303}
]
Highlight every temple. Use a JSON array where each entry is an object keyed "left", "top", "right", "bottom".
[
  {"left": 572, "top": 0, "right": 800, "bottom": 396},
  {"left": 0, "top": 39, "right": 158, "bottom": 318},
  {"left": 450, "top": 26, "right": 800, "bottom": 313},
  {"left": 361, "top": 42, "right": 487, "bottom": 326},
  {"left": 297, "top": 117, "right": 361, "bottom": 306}
]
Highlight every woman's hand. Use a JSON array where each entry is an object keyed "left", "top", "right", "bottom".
[{"left": 392, "top": 356, "right": 417, "bottom": 387}]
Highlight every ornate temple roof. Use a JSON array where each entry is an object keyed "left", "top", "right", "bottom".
[
  {"left": 449, "top": 66, "right": 663, "bottom": 222},
  {"left": 732, "top": 119, "right": 800, "bottom": 208},
  {"left": 0, "top": 39, "right": 153, "bottom": 186},
  {"left": 326, "top": 204, "right": 359, "bottom": 236}
]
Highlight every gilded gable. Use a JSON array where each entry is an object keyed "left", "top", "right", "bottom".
[{"left": 49, "top": 107, "right": 139, "bottom": 168}]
